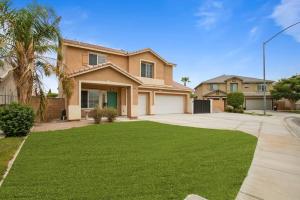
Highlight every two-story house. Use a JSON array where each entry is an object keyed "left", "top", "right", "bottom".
[
  {"left": 59, "top": 39, "right": 193, "bottom": 120},
  {"left": 194, "top": 75, "right": 274, "bottom": 111}
]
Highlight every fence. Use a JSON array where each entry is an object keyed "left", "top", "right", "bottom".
[{"left": 193, "top": 100, "right": 211, "bottom": 113}]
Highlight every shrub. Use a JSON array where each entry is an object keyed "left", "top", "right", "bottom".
[
  {"left": 227, "top": 92, "right": 245, "bottom": 109},
  {"left": 104, "top": 107, "right": 118, "bottom": 122},
  {"left": 0, "top": 103, "right": 35, "bottom": 137},
  {"left": 93, "top": 106, "right": 105, "bottom": 124},
  {"left": 225, "top": 105, "right": 234, "bottom": 112},
  {"left": 225, "top": 105, "right": 244, "bottom": 113}
]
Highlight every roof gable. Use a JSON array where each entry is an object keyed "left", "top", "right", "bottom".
[
  {"left": 195, "top": 74, "right": 274, "bottom": 89},
  {"left": 68, "top": 62, "right": 143, "bottom": 84},
  {"left": 62, "top": 39, "right": 175, "bottom": 66}
]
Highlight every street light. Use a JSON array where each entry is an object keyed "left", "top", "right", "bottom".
[{"left": 263, "top": 21, "right": 300, "bottom": 115}]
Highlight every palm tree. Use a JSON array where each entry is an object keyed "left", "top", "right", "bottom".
[
  {"left": 181, "top": 77, "right": 190, "bottom": 86},
  {"left": 0, "top": 0, "right": 72, "bottom": 106}
]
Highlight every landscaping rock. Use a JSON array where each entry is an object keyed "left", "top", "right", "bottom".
[{"left": 184, "top": 194, "right": 207, "bottom": 200}]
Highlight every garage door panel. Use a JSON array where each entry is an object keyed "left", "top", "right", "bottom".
[
  {"left": 154, "top": 95, "right": 184, "bottom": 114},
  {"left": 246, "top": 99, "right": 272, "bottom": 110}
]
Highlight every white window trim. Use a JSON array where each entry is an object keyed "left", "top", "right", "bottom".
[
  {"left": 88, "top": 52, "right": 107, "bottom": 66},
  {"left": 210, "top": 83, "right": 219, "bottom": 91},
  {"left": 81, "top": 89, "right": 100, "bottom": 109},
  {"left": 230, "top": 83, "right": 238, "bottom": 92},
  {"left": 140, "top": 59, "right": 156, "bottom": 79},
  {"left": 257, "top": 83, "right": 267, "bottom": 92}
]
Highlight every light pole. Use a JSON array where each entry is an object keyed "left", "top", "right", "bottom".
[{"left": 263, "top": 21, "right": 300, "bottom": 115}]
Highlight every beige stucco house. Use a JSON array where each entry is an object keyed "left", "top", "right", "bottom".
[
  {"left": 59, "top": 39, "right": 193, "bottom": 120},
  {"left": 194, "top": 75, "right": 274, "bottom": 110}
]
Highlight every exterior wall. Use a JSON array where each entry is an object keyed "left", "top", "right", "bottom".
[
  {"left": 212, "top": 99, "right": 225, "bottom": 112},
  {"left": 225, "top": 78, "right": 243, "bottom": 93},
  {"left": 68, "top": 67, "right": 140, "bottom": 120},
  {"left": 62, "top": 44, "right": 174, "bottom": 86},
  {"left": 63, "top": 46, "right": 128, "bottom": 73}
]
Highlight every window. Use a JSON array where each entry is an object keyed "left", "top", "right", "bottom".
[
  {"left": 210, "top": 84, "right": 219, "bottom": 91},
  {"left": 230, "top": 83, "right": 238, "bottom": 92},
  {"left": 257, "top": 84, "right": 266, "bottom": 92},
  {"left": 89, "top": 53, "right": 106, "bottom": 65},
  {"left": 141, "top": 61, "right": 154, "bottom": 78},
  {"left": 81, "top": 90, "right": 100, "bottom": 108}
]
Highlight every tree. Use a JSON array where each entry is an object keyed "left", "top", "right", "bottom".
[
  {"left": 181, "top": 77, "right": 190, "bottom": 86},
  {"left": 271, "top": 75, "right": 300, "bottom": 109},
  {"left": 0, "top": 0, "right": 72, "bottom": 106},
  {"left": 227, "top": 92, "right": 244, "bottom": 109}
]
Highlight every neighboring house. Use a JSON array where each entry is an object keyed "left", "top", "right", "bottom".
[
  {"left": 59, "top": 39, "right": 193, "bottom": 120},
  {"left": 0, "top": 62, "right": 17, "bottom": 105},
  {"left": 194, "top": 75, "right": 274, "bottom": 110}
]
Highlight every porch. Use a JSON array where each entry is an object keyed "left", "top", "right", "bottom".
[{"left": 67, "top": 80, "right": 139, "bottom": 120}]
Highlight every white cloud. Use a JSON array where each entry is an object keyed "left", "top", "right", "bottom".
[
  {"left": 250, "top": 26, "right": 258, "bottom": 35},
  {"left": 272, "top": 0, "right": 300, "bottom": 42},
  {"left": 195, "top": 1, "right": 229, "bottom": 30}
]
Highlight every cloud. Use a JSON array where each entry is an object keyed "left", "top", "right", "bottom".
[
  {"left": 249, "top": 26, "right": 259, "bottom": 38},
  {"left": 271, "top": 0, "right": 300, "bottom": 42},
  {"left": 61, "top": 7, "right": 89, "bottom": 26},
  {"left": 195, "top": 1, "right": 230, "bottom": 30}
]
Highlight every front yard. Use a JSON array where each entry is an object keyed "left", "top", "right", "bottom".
[{"left": 0, "top": 121, "right": 257, "bottom": 200}]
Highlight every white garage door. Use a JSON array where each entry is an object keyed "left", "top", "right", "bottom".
[
  {"left": 138, "top": 94, "right": 147, "bottom": 115},
  {"left": 245, "top": 99, "right": 272, "bottom": 110},
  {"left": 155, "top": 95, "right": 184, "bottom": 114}
]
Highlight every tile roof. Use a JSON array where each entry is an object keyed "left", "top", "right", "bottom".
[
  {"left": 172, "top": 81, "right": 193, "bottom": 91},
  {"left": 195, "top": 74, "right": 274, "bottom": 89},
  {"left": 68, "top": 62, "right": 143, "bottom": 84},
  {"left": 62, "top": 39, "right": 175, "bottom": 66}
]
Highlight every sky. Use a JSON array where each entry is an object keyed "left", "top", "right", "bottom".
[{"left": 13, "top": 0, "right": 300, "bottom": 92}]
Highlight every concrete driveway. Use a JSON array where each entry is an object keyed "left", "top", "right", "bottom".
[{"left": 140, "top": 112, "right": 300, "bottom": 200}]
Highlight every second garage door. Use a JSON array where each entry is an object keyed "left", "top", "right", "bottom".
[
  {"left": 154, "top": 94, "right": 184, "bottom": 114},
  {"left": 245, "top": 99, "right": 272, "bottom": 110}
]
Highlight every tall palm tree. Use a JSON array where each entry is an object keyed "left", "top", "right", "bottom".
[
  {"left": 181, "top": 76, "right": 190, "bottom": 86},
  {"left": 0, "top": 0, "right": 72, "bottom": 107}
]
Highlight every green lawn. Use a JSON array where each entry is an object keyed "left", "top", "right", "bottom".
[
  {"left": 0, "top": 137, "right": 24, "bottom": 177},
  {"left": 0, "top": 121, "right": 257, "bottom": 200}
]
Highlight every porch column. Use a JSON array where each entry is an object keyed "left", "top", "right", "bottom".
[
  {"left": 67, "top": 80, "right": 81, "bottom": 120},
  {"left": 127, "top": 86, "right": 138, "bottom": 118}
]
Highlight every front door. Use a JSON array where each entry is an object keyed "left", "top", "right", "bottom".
[{"left": 107, "top": 91, "right": 117, "bottom": 109}]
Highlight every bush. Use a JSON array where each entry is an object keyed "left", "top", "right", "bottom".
[
  {"left": 93, "top": 106, "right": 105, "bottom": 124},
  {"left": 104, "top": 107, "right": 118, "bottom": 122},
  {"left": 0, "top": 103, "right": 35, "bottom": 137},
  {"left": 225, "top": 105, "right": 244, "bottom": 113},
  {"left": 225, "top": 105, "right": 234, "bottom": 112},
  {"left": 227, "top": 92, "right": 245, "bottom": 109}
]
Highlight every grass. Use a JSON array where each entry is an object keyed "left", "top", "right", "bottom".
[
  {"left": 0, "top": 137, "right": 24, "bottom": 178},
  {"left": 0, "top": 121, "right": 257, "bottom": 200}
]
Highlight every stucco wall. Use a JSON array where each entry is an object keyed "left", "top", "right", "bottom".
[{"left": 62, "top": 44, "right": 174, "bottom": 86}]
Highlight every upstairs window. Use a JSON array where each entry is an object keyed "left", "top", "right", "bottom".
[
  {"left": 210, "top": 84, "right": 219, "bottom": 91},
  {"left": 230, "top": 83, "right": 238, "bottom": 92},
  {"left": 141, "top": 61, "right": 154, "bottom": 78},
  {"left": 257, "top": 84, "right": 266, "bottom": 92},
  {"left": 89, "top": 53, "right": 107, "bottom": 65}
]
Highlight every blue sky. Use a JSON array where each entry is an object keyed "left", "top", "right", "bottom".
[{"left": 14, "top": 0, "right": 300, "bottom": 92}]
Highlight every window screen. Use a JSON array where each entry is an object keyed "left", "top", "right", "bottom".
[{"left": 89, "top": 54, "right": 97, "bottom": 65}]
